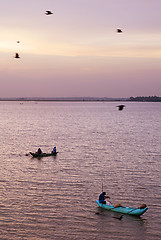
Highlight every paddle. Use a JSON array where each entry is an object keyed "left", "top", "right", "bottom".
[
  {"left": 127, "top": 208, "right": 137, "bottom": 214},
  {"left": 113, "top": 215, "right": 123, "bottom": 220}
]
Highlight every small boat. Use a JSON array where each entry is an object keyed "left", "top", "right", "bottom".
[
  {"left": 96, "top": 200, "right": 148, "bottom": 216},
  {"left": 30, "top": 152, "right": 58, "bottom": 158}
]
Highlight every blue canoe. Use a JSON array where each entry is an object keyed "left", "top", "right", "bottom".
[{"left": 96, "top": 200, "right": 148, "bottom": 216}]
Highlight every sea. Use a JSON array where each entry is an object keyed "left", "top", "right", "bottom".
[{"left": 0, "top": 101, "right": 160, "bottom": 240}]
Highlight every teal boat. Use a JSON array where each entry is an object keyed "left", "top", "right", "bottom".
[
  {"left": 96, "top": 200, "right": 148, "bottom": 216},
  {"left": 30, "top": 152, "right": 58, "bottom": 158}
]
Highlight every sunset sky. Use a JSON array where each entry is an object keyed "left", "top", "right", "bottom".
[{"left": 1, "top": 0, "right": 161, "bottom": 98}]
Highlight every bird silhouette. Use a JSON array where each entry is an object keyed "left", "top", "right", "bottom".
[
  {"left": 14, "top": 53, "right": 20, "bottom": 59},
  {"left": 45, "top": 10, "right": 53, "bottom": 15},
  {"left": 113, "top": 215, "right": 123, "bottom": 220},
  {"left": 117, "top": 105, "right": 125, "bottom": 111},
  {"left": 117, "top": 29, "right": 123, "bottom": 33}
]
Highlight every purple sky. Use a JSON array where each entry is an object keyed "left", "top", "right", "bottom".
[{"left": 1, "top": 0, "right": 161, "bottom": 98}]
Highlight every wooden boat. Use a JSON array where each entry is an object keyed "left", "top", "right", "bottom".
[
  {"left": 30, "top": 152, "right": 58, "bottom": 158},
  {"left": 96, "top": 200, "right": 148, "bottom": 216}
]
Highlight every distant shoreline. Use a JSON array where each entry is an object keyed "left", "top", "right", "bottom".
[
  {"left": 0, "top": 96, "right": 161, "bottom": 102},
  {"left": 0, "top": 98, "right": 126, "bottom": 102}
]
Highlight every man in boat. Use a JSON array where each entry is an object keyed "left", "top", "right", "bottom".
[
  {"left": 52, "top": 147, "right": 56, "bottom": 154},
  {"left": 37, "top": 148, "right": 42, "bottom": 155},
  {"left": 99, "top": 192, "right": 110, "bottom": 204}
]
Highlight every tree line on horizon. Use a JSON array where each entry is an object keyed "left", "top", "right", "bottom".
[
  {"left": 129, "top": 96, "right": 161, "bottom": 102},
  {"left": 0, "top": 96, "right": 161, "bottom": 102}
]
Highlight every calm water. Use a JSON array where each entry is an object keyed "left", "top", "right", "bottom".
[{"left": 0, "top": 101, "right": 161, "bottom": 240}]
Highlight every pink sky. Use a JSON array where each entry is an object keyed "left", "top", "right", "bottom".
[{"left": 0, "top": 0, "right": 161, "bottom": 98}]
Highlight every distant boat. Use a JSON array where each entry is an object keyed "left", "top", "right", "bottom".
[
  {"left": 96, "top": 200, "right": 148, "bottom": 216},
  {"left": 30, "top": 152, "right": 58, "bottom": 158}
]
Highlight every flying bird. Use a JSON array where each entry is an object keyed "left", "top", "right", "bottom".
[
  {"left": 117, "top": 29, "right": 123, "bottom": 33},
  {"left": 14, "top": 53, "right": 20, "bottom": 59},
  {"left": 117, "top": 105, "right": 125, "bottom": 111},
  {"left": 45, "top": 10, "right": 53, "bottom": 15}
]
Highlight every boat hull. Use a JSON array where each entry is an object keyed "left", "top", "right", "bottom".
[
  {"left": 30, "top": 152, "right": 58, "bottom": 158},
  {"left": 96, "top": 200, "right": 148, "bottom": 216}
]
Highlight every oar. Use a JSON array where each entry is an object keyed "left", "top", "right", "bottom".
[
  {"left": 126, "top": 208, "right": 137, "bottom": 214},
  {"left": 112, "top": 207, "right": 141, "bottom": 219},
  {"left": 113, "top": 215, "right": 123, "bottom": 220}
]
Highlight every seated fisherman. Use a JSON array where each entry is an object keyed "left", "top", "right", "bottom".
[
  {"left": 37, "top": 148, "right": 42, "bottom": 154},
  {"left": 99, "top": 192, "right": 110, "bottom": 204}
]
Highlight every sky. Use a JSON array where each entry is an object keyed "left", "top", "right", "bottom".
[{"left": 0, "top": 0, "right": 161, "bottom": 98}]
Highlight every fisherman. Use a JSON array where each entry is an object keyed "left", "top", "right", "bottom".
[
  {"left": 99, "top": 192, "right": 110, "bottom": 204},
  {"left": 37, "top": 148, "right": 42, "bottom": 154},
  {"left": 52, "top": 146, "right": 56, "bottom": 153}
]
